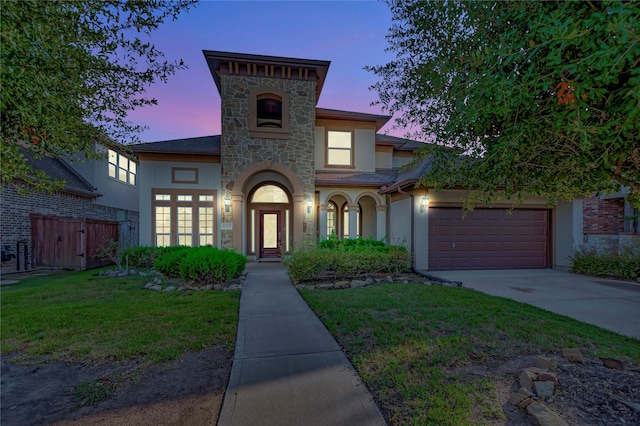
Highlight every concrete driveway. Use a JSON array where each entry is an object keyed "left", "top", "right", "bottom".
[{"left": 428, "top": 269, "right": 640, "bottom": 340}]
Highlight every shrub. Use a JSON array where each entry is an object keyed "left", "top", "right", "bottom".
[
  {"left": 179, "top": 247, "right": 247, "bottom": 284},
  {"left": 153, "top": 246, "right": 192, "bottom": 278},
  {"left": 571, "top": 246, "right": 640, "bottom": 280},
  {"left": 121, "top": 246, "right": 162, "bottom": 269},
  {"left": 285, "top": 240, "right": 411, "bottom": 281}
]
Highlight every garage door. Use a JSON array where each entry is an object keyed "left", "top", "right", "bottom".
[{"left": 428, "top": 208, "right": 550, "bottom": 270}]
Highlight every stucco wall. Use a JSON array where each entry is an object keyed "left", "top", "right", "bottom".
[
  {"left": 314, "top": 125, "right": 376, "bottom": 173},
  {"left": 67, "top": 145, "right": 139, "bottom": 212},
  {"left": 137, "top": 160, "right": 221, "bottom": 246}
]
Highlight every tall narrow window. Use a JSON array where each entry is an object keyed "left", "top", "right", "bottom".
[
  {"left": 327, "top": 203, "right": 336, "bottom": 237},
  {"left": 327, "top": 131, "right": 353, "bottom": 166},
  {"left": 177, "top": 207, "right": 193, "bottom": 246},
  {"left": 199, "top": 207, "right": 214, "bottom": 246},
  {"left": 155, "top": 206, "right": 171, "bottom": 247}
]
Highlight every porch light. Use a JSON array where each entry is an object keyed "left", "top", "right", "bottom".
[
  {"left": 420, "top": 195, "right": 429, "bottom": 213},
  {"left": 224, "top": 194, "right": 231, "bottom": 213},
  {"left": 306, "top": 196, "right": 313, "bottom": 214}
]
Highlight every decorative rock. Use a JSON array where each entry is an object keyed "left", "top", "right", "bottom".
[
  {"left": 129, "top": 269, "right": 137, "bottom": 275},
  {"left": 538, "top": 372, "right": 559, "bottom": 385},
  {"left": 149, "top": 285, "right": 162, "bottom": 291},
  {"left": 139, "top": 271, "right": 148, "bottom": 277},
  {"left": 517, "top": 397, "right": 535, "bottom": 409},
  {"left": 385, "top": 275, "right": 393, "bottom": 283},
  {"left": 533, "top": 381, "right": 555, "bottom": 399},
  {"left": 600, "top": 357, "right": 624, "bottom": 370},
  {"left": 317, "top": 283, "right": 334, "bottom": 290},
  {"left": 526, "top": 402, "right": 568, "bottom": 426},
  {"left": 519, "top": 370, "right": 537, "bottom": 391},
  {"left": 562, "top": 348, "right": 583, "bottom": 363},
  {"left": 202, "top": 285, "right": 212, "bottom": 290},
  {"left": 365, "top": 278, "right": 373, "bottom": 284},
  {"left": 350, "top": 280, "right": 368, "bottom": 288},
  {"left": 116, "top": 271, "right": 128, "bottom": 277},
  {"left": 144, "top": 282, "right": 155, "bottom": 289},
  {"left": 536, "top": 356, "right": 558, "bottom": 371},
  {"left": 163, "top": 286, "right": 176, "bottom": 291},
  {"left": 334, "top": 281, "right": 350, "bottom": 289},
  {"left": 510, "top": 392, "right": 527, "bottom": 405},
  {"left": 518, "top": 387, "right": 535, "bottom": 398}
]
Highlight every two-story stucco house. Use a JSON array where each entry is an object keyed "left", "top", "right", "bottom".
[{"left": 133, "top": 50, "right": 584, "bottom": 271}]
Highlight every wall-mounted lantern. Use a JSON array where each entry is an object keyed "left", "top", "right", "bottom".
[
  {"left": 420, "top": 194, "right": 429, "bottom": 213},
  {"left": 306, "top": 196, "right": 313, "bottom": 214},
  {"left": 224, "top": 193, "right": 231, "bottom": 213}
]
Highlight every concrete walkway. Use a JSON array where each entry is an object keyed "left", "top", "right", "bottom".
[
  {"left": 217, "top": 262, "right": 386, "bottom": 426},
  {"left": 429, "top": 269, "right": 640, "bottom": 340}
]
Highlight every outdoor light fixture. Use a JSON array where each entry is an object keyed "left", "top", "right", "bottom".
[
  {"left": 307, "top": 197, "right": 313, "bottom": 214},
  {"left": 420, "top": 194, "right": 429, "bottom": 213},
  {"left": 224, "top": 194, "right": 231, "bottom": 213}
]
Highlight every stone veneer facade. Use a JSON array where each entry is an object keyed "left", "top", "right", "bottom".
[{"left": 219, "top": 75, "right": 317, "bottom": 249}]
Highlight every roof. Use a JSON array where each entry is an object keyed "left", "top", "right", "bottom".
[
  {"left": 379, "top": 156, "right": 434, "bottom": 194},
  {"left": 315, "top": 169, "right": 398, "bottom": 187},
  {"left": 316, "top": 108, "right": 391, "bottom": 132},
  {"left": 132, "top": 135, "right": 221, "bottom": 155},
  {"left": 21, "top": 149, "right": 99, "bottom": 197},
  {"left": 375, "top": 133, "right": 423, "bottom": 151},
  {"left": 203, "top": 50, "right": 331, "bottom": 103}
]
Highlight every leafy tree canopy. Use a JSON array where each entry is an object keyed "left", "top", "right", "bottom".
[
  {"left": 370, "top": 0, "right": 640, "bottom": 207},
  {"left": 1, "top": 0, "right": 195, "bottom": 192}
]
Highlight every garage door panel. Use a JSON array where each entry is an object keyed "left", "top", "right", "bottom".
[{"left": 428, "top": 208, "right": 550, "bottom": 270}]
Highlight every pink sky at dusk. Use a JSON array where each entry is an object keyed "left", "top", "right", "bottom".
[{"left": 126, "top": 0, "right": 407, "bottom": 143}]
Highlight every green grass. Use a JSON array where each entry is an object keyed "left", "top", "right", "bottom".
[
  {"left": 1, "top": 269, "right": 239, "bottom": 364},
  {"left": 301, "top": 284, "right": 640, "bottom": 426}
]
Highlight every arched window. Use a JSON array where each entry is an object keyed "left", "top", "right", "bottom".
[
  {"left": 327, "top": 202, "right": 336, "bottom": 237},
  {"left": 251, "top": 185, "right": 289, "bottom": 203},
  {"left": 256, "top": 94, "right": 282, "bottom": 128}
]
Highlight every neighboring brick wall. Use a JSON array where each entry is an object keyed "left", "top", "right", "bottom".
[
  {"left": 1, "top": 184, "right": 139, "bottom": 274},
  {"left": 582, "top": 197, "right": 637, "bottom": 253}
]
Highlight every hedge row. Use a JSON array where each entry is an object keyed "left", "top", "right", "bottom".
[
  {"left": 286, "top": 239, "right": 411, "bottom": 281},
  {"left": 571, "top": 246, "right": 640, "bottom": 281},
  {"left": 121, "top": 245, "right": 246, "bottom": 284}
]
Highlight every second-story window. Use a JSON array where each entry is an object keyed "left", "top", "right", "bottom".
[
  {"left": 108, "top": 149, "right": 136, "bottom": 185},
  {"left": 256, "top": 94, "right": 282, "bottom": 128},
  {"left": 327, "top": 130, "right": 353, "bottom": 167}
]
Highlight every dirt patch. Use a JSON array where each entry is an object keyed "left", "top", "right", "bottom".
[
  {"left": 456, "top": 354, "right": 640, "bottom": 425},
  {"left": 1, "top": 345, "right": 233, "bottom": 426}
]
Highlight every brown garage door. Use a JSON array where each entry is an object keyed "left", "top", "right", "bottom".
[{"left": 428, "top": 208, "right": 550, "bottom": 270}]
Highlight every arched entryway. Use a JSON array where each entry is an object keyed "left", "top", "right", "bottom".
[
  {"left": 228, "top": 160, "right": 307, "bottom": 258},
  {"left": 247, "top": 183, "right": 292, "bottom": 259}
]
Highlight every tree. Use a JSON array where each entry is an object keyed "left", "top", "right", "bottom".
[
  {"left": 369, "top": 0, "right": 640, "bottom": 207},
  {"left": 1, "top": 0, "right": 195, "bottom": 192}
]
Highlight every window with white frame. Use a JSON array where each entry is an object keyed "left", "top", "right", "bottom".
[
  {"left": 152, "top": 190, "right": 216, "bottom": 247},
  {"left": 108, "top": 149, "right": 136, "bottom": 185},
  {"left": 327, "top": 130, "right": 353, "bottom": 166},
  {"left": 327, "top": 203, "right": 336, "bottom": 237}
]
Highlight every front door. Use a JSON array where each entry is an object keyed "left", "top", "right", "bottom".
[{"left": 259, "top": 210, "right": 281, "bottom": 259}]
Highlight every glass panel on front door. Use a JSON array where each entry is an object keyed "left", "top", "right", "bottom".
[
  {"left": 263, "top": 213, "right": 278, "bottom": 249},
  {"left": 260, "top": 211, "right": 281, "bottom": 258}
]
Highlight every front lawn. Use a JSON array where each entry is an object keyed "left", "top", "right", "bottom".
[
  {"left": 1, "top": 269, "right": 240, "bottom": 364},
  {"left": 301, "top": 284, "right": 640, "bottom": 425}
]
